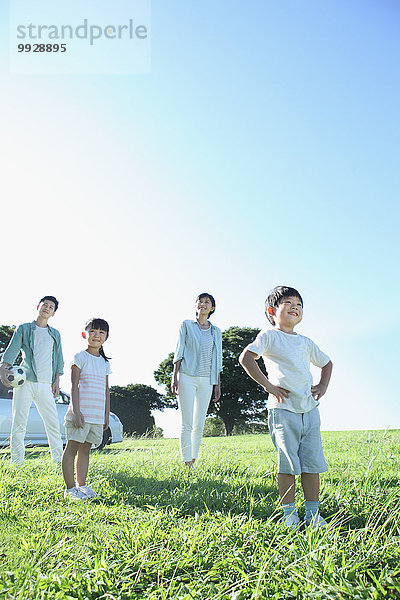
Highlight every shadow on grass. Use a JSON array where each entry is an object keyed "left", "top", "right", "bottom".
[
  {"left": 101, "top": 469, "right": 279, "bottom": 520},
  {"left": 94, "top": 445, "right": 154, "bottom": 454},
  {"left": 322, "top": 476, "right": 400, "bottom": 529},
  {"left": 0, "top": 448, "right": 48, "bottom": 460},
  {"left": 97, "top": 469, "right": 400, "bottom": 531},
  {"left": 0, "top": 444, "right": 148, "bottom": 460},
  {"left": 326, "top": 475, "right": 400, "bottom": 491}
]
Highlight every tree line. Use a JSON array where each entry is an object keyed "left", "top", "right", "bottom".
[{"left": 0, "top": 325, "right": 268, "bottom": 436}]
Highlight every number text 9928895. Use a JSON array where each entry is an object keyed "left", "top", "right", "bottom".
[{"left": 18, "top": 44, "right": 67, "bottom": 53}]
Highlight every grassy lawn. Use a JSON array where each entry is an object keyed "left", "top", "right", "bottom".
[{"left": 0, "top": 430, "right": 399, "bottom": 599}]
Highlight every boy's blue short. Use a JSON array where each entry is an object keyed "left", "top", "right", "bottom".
[{"left": 267, "top": 407, "right": 327, "bottom": 475}]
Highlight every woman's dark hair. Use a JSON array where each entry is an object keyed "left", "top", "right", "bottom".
[
  {"left": 84, "top": 318, "right": 111, "bottom": 361},
  {"left": 39, "top": 295, "right": 59, "bottom": 311},
  {"left": 196, "top": 292, "right": 216, "bottom": 318},
  {"left": 265, "top": 286, "right": 303, "bottom": 325}
]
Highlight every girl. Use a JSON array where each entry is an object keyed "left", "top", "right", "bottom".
[
  {"left": 62, "top": 318, "right": 111, "bottom": 500},
  {"left": 171, "top": 293, "right": 222, "bottom": 468}
]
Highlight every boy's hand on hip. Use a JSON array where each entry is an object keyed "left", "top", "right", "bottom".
[
  {"left": 265, "top": 383, "right": 289, "bottom": 403},
  {"left": 311, "top": 383, "right": 327, "bottom": 401}
]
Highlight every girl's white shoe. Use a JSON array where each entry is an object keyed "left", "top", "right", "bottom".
[
  {"left": 78, "top": 485, "right": 98, "bottom": 498},
  {"left": 64, "top": 487, "right": 88, "bottom": 501}
]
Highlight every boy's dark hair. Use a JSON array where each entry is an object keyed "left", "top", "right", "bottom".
[
  {"left": 84, "top": 318, "right": 111, "bottom": 362},
  {"left": 39, "top": 296, "right": 59, "bottom": 312},
  {"left": 265, "top": 286, "right": 303, "bottom": 325},
  {"left": 196, "top": 292, "right": 216, "bottom": 317}
]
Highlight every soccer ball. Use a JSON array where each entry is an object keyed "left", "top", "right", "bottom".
[{"left": 5, "top": 366, "right": 26, "bottom": 387}]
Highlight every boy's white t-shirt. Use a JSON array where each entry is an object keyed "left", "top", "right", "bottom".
[
  {"left": 65, "top": 350, "right": 111, "bottom": 425},
  {"left": 33, "top": 325, "right": 54, "bottom": 384},
  {"left": 246, "top": 328, "right": 330, "bottom": 413}
]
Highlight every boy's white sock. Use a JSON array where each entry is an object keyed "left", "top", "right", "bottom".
[
  {"left": 305, "top": 500, "right": 319, "bottom": 521},
  {"left": 282, "top": 502, "right": 298, "bottom": 518}
]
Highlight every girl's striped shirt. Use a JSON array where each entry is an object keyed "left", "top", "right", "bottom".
[{"left": 65, "top": 350, "right": 111, "bottom": 425}]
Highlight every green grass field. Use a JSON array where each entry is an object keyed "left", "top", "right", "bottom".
[{"left": 1, "top": 430, "right": 399, "bottom": 599}]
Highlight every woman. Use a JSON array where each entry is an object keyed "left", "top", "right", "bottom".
[{"left": 171, "top": 293, "right": 223, "bottom": 468}]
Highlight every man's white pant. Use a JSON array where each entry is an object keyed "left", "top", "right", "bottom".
[
  {"left": 178, "top": 373, "right": 213, "bottom": 462},
  {"left": 11, "top": 381, "right": 63, "bottom": 465}
]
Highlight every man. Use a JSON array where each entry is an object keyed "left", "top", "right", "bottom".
[{"left": 0, "top": 296, "right": 64, "bottom": 465}]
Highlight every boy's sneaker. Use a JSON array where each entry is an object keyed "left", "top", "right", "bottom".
[
  {"left": 78, "top": 485, "right": 98, "bottom": 498},
  {"left": 281, "top": 513, "right": 301, "bottom": 530},
  {"left": 64, "top": 487, "right": 88, "bottom": 501},
  {"left": 306, "top": 513, "right": 328, "bottom": 528}
]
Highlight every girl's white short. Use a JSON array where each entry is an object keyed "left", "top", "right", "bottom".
[{"left": 65, "top": 422, "right": 103, "bottom": 445}]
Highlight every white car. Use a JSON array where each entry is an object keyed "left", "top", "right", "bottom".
[{"left": 0, "top": 390, "right": 123, "bottom": 450}]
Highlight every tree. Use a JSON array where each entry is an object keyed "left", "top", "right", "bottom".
[
  {"left": 0, "top": 325, "right": 17, "bottom": 358},
  {"left": 150, "top": 426, "right": 164, "bottom": 439},
  {"left": 154, "top": 326, "right": 269, "bottom": 436},
  {"left": 232, "top": 420, "right": 269, "bottom": 435},
  {"left": 110, "top": 383, "right": 164, "bottom": 436},
  {"left": 0, "top": 325, "right": 19, "bottom": 398},
  {"left": 217, "top": 327, "right": 268, "bottom": 435},
  {"left": 153, "top": 352, "right": 178, "bottom": 407},
  {"left": 202, "top": 416, "right": 225, "bottom": 437}
]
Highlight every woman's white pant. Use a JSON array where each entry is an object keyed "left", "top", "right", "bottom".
[
  {"left": 11, "top": 381, "right": 63, "bottom": 465},
  {"left": 178, "top": 373, "right": 213, "bottom": 462}
]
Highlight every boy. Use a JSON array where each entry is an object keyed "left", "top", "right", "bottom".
[
  {"left": 0, "top": 296, "right": 64, "bottom": 465},
  {"left": 239, "top": 286, "right": 333, "bottom": 528}
]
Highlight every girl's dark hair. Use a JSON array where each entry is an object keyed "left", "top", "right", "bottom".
[
  {"left": 265, "top": 286, "right": 303, "bottom": 325},
  {"left": 196, "top": 292, "right": 216, "bottom": 318},
  {"left": 84, "top": 318, "right": 111, "bottom": 361}
]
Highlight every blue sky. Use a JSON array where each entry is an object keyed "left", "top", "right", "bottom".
[{"left": 1, "top": 1, "right": 399, "bottom": 436}]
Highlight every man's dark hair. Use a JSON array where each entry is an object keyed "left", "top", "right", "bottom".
[
  {"left": 196, "top": 292, "right": 216, "bottom": 318},
  {"left": 265, "top": 286, "right": 303, "bottom": 325},
  {"left": 39, "top": 296, "right": 59, "bottom": 312}
]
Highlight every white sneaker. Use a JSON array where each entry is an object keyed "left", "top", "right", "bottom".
[
  {"left": 306, "top": 513, "right": 328, "bottom": 528},
  {"left": 281, "top": 513, "right": 301, "bottom": 529},
  {"left": 78, "top": 485, "right": 98, "bottom": 498},
  {"left": 64, "top": 487, "right": 88, "bottom": 501}
]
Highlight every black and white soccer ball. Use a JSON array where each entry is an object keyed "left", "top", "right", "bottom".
[{"left": 6, "top": 365, "right": 26, "bottom": 388}]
